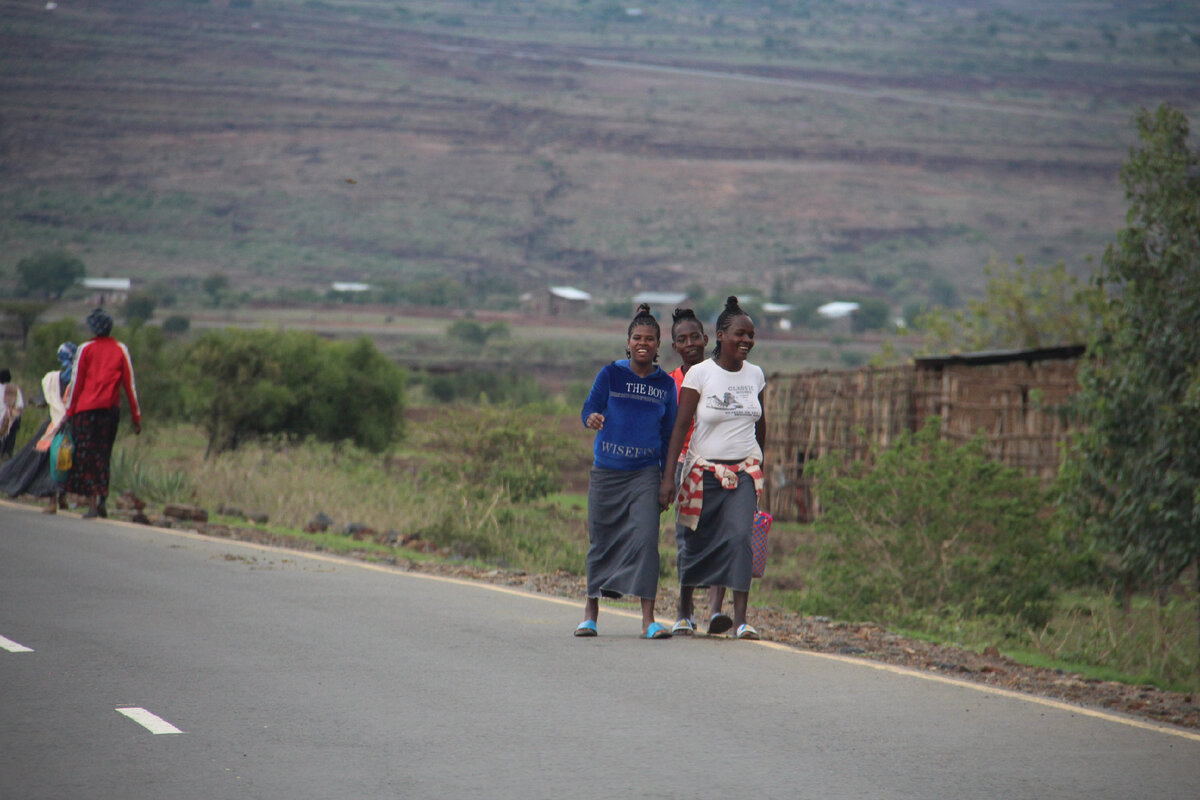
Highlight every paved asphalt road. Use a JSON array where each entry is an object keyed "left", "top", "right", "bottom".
[{"left": 2, "top": 502, "right": 1198, "bottom": 800}]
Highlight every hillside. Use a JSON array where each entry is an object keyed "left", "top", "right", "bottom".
[{"left": 2, "top": 0, "right": 1198, "bottom": 320}]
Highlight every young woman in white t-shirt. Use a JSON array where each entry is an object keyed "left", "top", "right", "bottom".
[{"left": 659, "top": 296, "right": 767, "bottom": 640}]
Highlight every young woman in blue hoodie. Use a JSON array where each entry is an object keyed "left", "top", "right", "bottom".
[{"left": 575, "top": 304, "right": 678, "bottom": 639}]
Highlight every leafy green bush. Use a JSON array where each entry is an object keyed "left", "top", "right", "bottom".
[
  {"left": 802, "top": 420, "right": 1059, "bottom": 629},
  {"left": 186, "top": 330, "right": 406, "bottom": 455}
]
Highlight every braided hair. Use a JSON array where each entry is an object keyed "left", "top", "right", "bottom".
[
  {"left": 670, "top": 307, "right": 705, "bottom": 338},
  {"left": 712, "top": 295, "right": 750, "bottom": 358},
  {"left": 626, "top": 303, "right": 661, "bottom": 362}
]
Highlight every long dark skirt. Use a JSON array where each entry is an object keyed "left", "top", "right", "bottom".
[
  {"left": 0, "top": 419, "right": 60, "bottom": 499},
  {"left": 677, "top": 471, "right": 756, "bottom": 593},
  {"left": 64, "top": 407, "right": 120, "bottom": 499},
  {"left": 586, "top": 465, "right": 662, "bottom": 600}
]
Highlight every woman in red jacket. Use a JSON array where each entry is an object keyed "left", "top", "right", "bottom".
[{"left": 64, "top": 308, "right": 142, "bottom": 518}]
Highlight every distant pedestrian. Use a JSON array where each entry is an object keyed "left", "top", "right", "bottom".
[
  {"left": 0, "top": 368, "right": 24, "bottom": 459},
  {"left": 660, "top": 296, "right": 766, "bottom": 640},
  {"left": 575, "top": 303, "right": 678, "bottom": 639},
  {"left": 64, "top": 308, "right": 142, "bottom": 518},
  {"left": 0, "top": 343, "right": 76, "bottom": 512}
]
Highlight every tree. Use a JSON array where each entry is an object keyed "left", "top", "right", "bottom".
[
  {"left": 1061, "top": 105, "right": 1200, "bottom": 657},
  {"left": 0, "top": 300, "right": 51, "bottom": 349},
  {"left": 914, "top": 255, "right": 1098, "bottom": 354},
  {"left": 123, "top": 292, "right": 157, "bottom": 325},
  {"left": 202, "top": 273, "right": 229, "bottom": 308},
  {"left": 851, "top": 297, "right": 891, "bottom": 333},
  {"left": 15, "top": 250, "right": 85, "bottom": 300},
  {"left": 162, "top": 315, "right": 191, "bottom": 335}
]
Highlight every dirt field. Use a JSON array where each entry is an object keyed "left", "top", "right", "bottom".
[{"left": 4, "top": 0, "right": 1196, "bottom": 319}]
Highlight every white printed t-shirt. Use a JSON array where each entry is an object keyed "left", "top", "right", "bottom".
[{"left": 681, "top": 358, "right": 765, "bottom": 462}]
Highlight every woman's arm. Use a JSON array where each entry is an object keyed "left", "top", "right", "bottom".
[
  {"left": 658, "top": 381, "right": 678, "bottom": 469},
  {"left": 580, "top": 367, "right": 609, "bottom": 430},
  {"left": 658, "top": 387, "right": 699, "bottom": 507},
  {"left": 755, "top": 389, "right": 766, "bottom": 452}
]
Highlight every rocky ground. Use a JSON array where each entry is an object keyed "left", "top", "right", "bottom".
[{"left": 153, "top": 512, "right": 1199, "bottom": 734}]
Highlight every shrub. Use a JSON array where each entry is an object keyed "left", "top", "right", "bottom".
[
  {"left": 186, "top": 330, "right": 406, "bottom": 455},
  {"left": 803, "top": 419, "right": 1059, "bottom": 629},
  {"left": 426, "top": 404, "right": 576, "bottom": 503}
]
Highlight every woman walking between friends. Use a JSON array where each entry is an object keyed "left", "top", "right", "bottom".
[
  {"left": 666, "top": 307, "right": 729, "bottom": 636},
  {"left": 576, "top": 304, "right": 678, "bottom": 639},
  {"left": 660, "top": 296, "right": 766, "bottom": 640}
]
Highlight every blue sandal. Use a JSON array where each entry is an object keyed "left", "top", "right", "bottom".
[
  {"left": 574, "top": 620, "right": 598, "bottom": 637},
  {"left": 641, "top": 621, "right": 672, "bottom": 639}
]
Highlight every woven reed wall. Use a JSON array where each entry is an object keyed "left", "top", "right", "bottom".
[{"left": 763, "top": 357, "right": 1080, "bottom": 522}]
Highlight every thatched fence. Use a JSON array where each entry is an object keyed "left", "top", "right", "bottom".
[{"left": 763, "top": 345, "right": 1085, "bottom": 522}]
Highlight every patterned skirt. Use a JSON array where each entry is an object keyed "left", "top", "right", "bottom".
[{"left": 65, "top": 407, "right": 121, "bottom": 498}]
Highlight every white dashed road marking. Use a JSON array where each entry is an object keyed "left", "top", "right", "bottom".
[
  {"left": 0, "top": 635, "right": 34, "bottom": 653},
  {"left": 116, "top": 707, "right": 184, "bottom": 735}
]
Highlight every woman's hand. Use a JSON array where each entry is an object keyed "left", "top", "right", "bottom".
[
  {"left": 585, "top": 412, "right": 605, "bottom": 431},
  {"left": 658, "top": 476, "right": 676, "bottom": 510}
]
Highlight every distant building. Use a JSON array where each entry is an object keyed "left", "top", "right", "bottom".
[
  {"left": 331, "top": 282, "right": 371, "bottom": 293},
  {"left": 79, "top": 277, "right": 131, "bottom": 306},
  {"left": 525, "top": 286, "right": 592, "bottom": 316},
  {"left": 817, "top": 300, "right": 860, "bottom": 334},
  {"left": 816, "top": 301, "right": 860, "bottom": 320},
  {"left": 632, "top": 291, "right": 689, "bottom": 315},
  {"left": 761, "top": 302, "right": 794, "bottom": 331}
]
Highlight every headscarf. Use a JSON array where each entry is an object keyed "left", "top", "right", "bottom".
[
  {"left": 86, "top": 307, "right": 114, "bottom": 338},
  {"left": 57, "top": 342, "right": 77, "bottom": 386}
]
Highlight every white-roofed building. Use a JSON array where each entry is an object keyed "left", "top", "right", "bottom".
[
  {"left": 331, "top": 282, "right": 371, "bottom": 293},
  {"left": 79, "top": 277, "right": 131, "bottom": 305},
  {"left": 524, "top": 286, "right": 592, "bottom": 316},
  {"left": 632, "top": 291, "right": 689, "bottom": 314},
  {"left": 761, "top": 302, "right": 794, "bottom": 331},
  {"left": 817, "top": 300, "right": 860, "bottom": 334},
  {"left": 816, "top": 301, "right": 861, "bottom": 319}
]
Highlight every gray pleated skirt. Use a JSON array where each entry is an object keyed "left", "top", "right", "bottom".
[
  {"left": 586, "top": 465, "right": 662, "bottom": 600},
  {"left": 677, "top": 470, "right": 756, "bottom": 593}
]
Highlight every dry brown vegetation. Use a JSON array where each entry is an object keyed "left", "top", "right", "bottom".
[{"left": 3, "top": 0, "right": 1197, "bottom": 326}]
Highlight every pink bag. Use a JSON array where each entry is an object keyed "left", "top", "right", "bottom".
[{"left": 751, "top": 510, "right": 772, "bottom": 578}]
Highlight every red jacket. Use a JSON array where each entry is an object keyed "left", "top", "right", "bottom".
[{"left": 65, "top": 336, "right": 141, "bottom": 423}]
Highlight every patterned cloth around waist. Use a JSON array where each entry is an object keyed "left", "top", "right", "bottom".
[{"left": 676, "top": 456, "right": 763, "bottom": 531}]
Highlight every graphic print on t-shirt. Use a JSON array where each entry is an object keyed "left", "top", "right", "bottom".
[
  {"left": 703, "top": 384, "right": 758, "bottom": 417},
  {"left": 705, "top": 391, "right": 744, "bottom": 411}
]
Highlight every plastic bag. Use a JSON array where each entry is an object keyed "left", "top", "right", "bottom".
[{"left": 50, "top": 428, "right": 73, "bottom": 484}]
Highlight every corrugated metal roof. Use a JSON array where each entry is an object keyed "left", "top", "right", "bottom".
[
  {"left": 549, "top": 286, "right": 591, "bottom": 301},
  {"left": 80, "top": 278, "right": 132, "bottom": 291},
  {"left": 915, "top": 344, "right": 1086, "bottom": 367},
  {"left": 817, "top": 301, "right": 860, "bottom": 319}
]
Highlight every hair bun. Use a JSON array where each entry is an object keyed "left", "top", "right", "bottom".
[
  {"left": 725, "top": 295, "right": 740, "bottom": 308},
  {"left": 636, "top": 303, "right": 652, "bottom": 315}
]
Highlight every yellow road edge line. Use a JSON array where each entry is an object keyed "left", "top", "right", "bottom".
[{"left": 9, "top": 499, "right": 1200, "bottom": 743}]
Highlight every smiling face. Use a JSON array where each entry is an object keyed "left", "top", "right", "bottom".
[
  {"left": 672, "top": 319, "right": 708, "bottom": 368},
  {"left": 716, "top": 314, "right": 755, "bottom": 366},
  {"left": 627, "top": 323, "right": 661, "bottom": 369}
]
